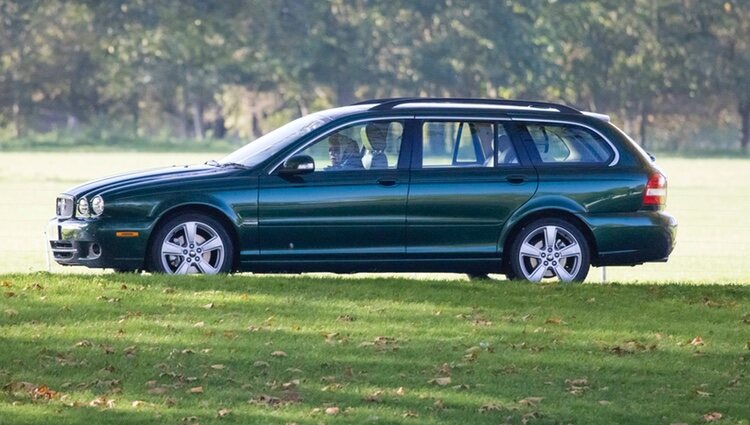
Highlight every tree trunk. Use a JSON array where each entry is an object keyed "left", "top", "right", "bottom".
[
  {"left": 336, "top": 80, "right": 355, "bottom": 106},
  {"left": 130, "top": 93, "right": 140, "bottom": 138},
  {"left": 639, "top": 100, "right": 649, "bottom": 149},
  {"left": 179, "top": 84, "right": 189, "bottom": 139},
  {"left": 740, "top": 99, "right": 750, "bottom": 154},
  {"left": 192, "top": 99, "right": 204, "bottom": 140}
]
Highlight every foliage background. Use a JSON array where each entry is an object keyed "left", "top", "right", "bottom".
[{"left": 1, "top": 0, "right": 749, "bottom": 153}]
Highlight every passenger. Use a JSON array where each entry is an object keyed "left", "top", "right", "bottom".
[{"left": 327, "top": 134, "right": 363, "bottom": 170}]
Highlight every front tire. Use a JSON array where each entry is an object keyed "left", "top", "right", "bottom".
[
  {"left": 509, "top": 218, "right": 590, "bottom": 283},
  {"left": 149, "top": 213, "right": 233, "bottom": 275}
]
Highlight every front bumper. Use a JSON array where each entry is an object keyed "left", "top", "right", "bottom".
[{"left": 47, "top": 217, "right": 149, "bottom": 270}]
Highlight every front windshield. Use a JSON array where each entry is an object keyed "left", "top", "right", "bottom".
[{"left": 219, "top": 113, "right": 332, "bottom": 167}]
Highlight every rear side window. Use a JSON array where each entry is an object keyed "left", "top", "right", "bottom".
[
  {"left": 421, "top": 121, "right": 518, "bottom": 168},
  {"left": 525, "top": 124, "right": 613, "bottom": 164}
]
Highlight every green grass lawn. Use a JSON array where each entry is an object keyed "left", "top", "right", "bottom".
[{"left": 1, "top": 274, "right": 749, "bottom": 424}]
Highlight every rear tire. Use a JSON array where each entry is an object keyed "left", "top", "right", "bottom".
[
  {"left": 509, "top": 218, "right": 590, "bottom": 283},
  {"left": 149, "top": 213, "right": 233, "bottom": 275}
]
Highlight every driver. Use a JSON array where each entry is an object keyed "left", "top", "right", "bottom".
[{"left": 327, "top": 134, "right": 363, "bottom": 170}]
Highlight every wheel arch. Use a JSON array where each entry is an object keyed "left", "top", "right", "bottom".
[
  {"left": 499, "top": 208, "right": 599, "bottom": 272},
  {"left": 145, "top": 203, "right": 241, "bottom": 271}
]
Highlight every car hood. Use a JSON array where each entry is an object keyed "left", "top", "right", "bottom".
[{"left": 62, "top": 164, "right": 240, "bottom": 198}]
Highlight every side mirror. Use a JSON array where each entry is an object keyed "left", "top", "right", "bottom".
[{"left": 279, "top": 155, "right": 315, "bottom": 175}]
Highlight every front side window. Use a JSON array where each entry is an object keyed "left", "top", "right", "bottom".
[
  {"left": 296, "top": 121, "right": 404, "bottom": 172},
  {"left": 421, "top": 121, "right": 518, "bottom": 168},
  {"left": 525, "top": 124, "right": 613, "bottom": 164}
]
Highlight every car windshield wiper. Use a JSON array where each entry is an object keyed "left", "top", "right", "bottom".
[
  {"left": 205, "top": 159, "right": 249, "bottom": 169},
  {"left": 219, "top": 162, "right": 250, "bottom": 169}
]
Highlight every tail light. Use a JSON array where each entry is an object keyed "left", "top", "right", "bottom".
[{"left": 643, "top": 172, "right": 667, "bottom": 206}]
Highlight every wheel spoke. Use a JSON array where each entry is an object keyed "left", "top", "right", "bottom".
[
  {"left": 558, "top": 243, "right": 581, "bottom": 258},
  {"left": 544, "top": 226, "right": 558, "bottom": 250},
  {"left": 528, "top": 263, "right": 548, "bottom": 282},
  {"left": 554, "top": 264, "right": 575, "bottom": 282},
  {"left": 195, "top": 261, "right": 218, "bottom": 275},
  {"left": 162, "top": 241, "right": 185, "bottom": 256},
  {"left": 183, "top": 222, "right": 198, "bottom": 245},
  {"left": 174, "top": 259, "right": 191, "bottom": 275},
  {"left": 200, "top": 237, "right": 223, "bottom": 252},
  {"left": 520, "top": 242, "right": 542, "bottom": 259}
]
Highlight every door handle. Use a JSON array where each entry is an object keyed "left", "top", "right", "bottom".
[
  {"left": 377, "top": 178, "right": 398, "bottom": 187},
  {"left": 505, "top": 175, "right": 526, "bottom": 184}
]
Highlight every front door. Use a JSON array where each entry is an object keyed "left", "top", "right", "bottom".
[
  {"left": 258, "top": 119, "right": 410, "bottom": 261},
  {"left": 406, "top": 118, "right": 538, "bottom": 258}
]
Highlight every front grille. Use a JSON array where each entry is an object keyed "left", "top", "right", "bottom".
[{"left": 56, "top": 195, "right": 74, "bottom": 218}]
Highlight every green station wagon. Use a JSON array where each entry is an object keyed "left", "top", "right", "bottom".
[{"left": 49, "top": 98, "right": 676, "bottom": 282}]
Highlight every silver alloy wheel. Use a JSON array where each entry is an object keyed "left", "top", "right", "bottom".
[
  {"left": 159, "top": 221, "right": 225, "bottom": 275},
  {"left": 517, "top": 225, "right": 582, "bottom": 282}
]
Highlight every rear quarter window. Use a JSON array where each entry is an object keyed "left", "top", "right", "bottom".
[{"left": 524, "top": 123, "right": 614, "bottom": 164}]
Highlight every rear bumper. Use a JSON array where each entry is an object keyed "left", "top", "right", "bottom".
[
  {"left": 47, "top": 217, "right": 149, "bottom": 270},
  {"left": 578, "top": 211, "right": 677, "bottom": 266}
]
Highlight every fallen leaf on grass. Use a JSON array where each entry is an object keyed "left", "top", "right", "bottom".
[
  {"left": 396, "top": 386, "right": 405, "bottom": 396},
  {"left": 565, "top": 378, "right": 590, "bottom": 395},
  {"left": 32, "top": 384, "right": 59, "bottom": 400},
  {"left": 518, "top": 397, "right": 543, "bottom": 407},
  {"left": 193, "top": 321, "right": 205, "bottom": 328},
  {"left": 188, "top": 386, "right": 204, "bottom": 394},
  {"left": 703, "top": 412, "right": 722, "bottom": 421},
  {"left": 271, "top": 351, "right": 287, "bottom": 358},
  {"left": 479, "top": 402, "right": 503, "bottom": 413},
  {"left": 249, "top": 394, "right": 281, "bottom": 407},
  {"left": 123, "top": 346, "right": 137, "bottom": 357},
  {"left": 202, "top": 303, "right": 214, "bottom": 309},
  {"left": 545, "top": 317, "right": 565, "bottom": 325},
  {"left": 325, "top": 406, "right": 340, "bottom": 415},
  {"left": 363, "top": 390, "right": 383, "bottom": 403},
  {"left": 691, "top": 336, "right": 705, "bottom": 346},
  {"left": 217, "top": 408, "right": 231, "bottom": 418},
  {"left": 696, "top": 390, "right": 712, "bottom": 397},
  {"left": 210, "top": 364, "right": 225, "bottom": 370},
  {"left": 598, "top": 400, "right": 611, "bottom": 405},
  {"left": 402, "top": 410, "right": 418, "bottom": 418},
  {"left": 75, "top": 340, "right": 92, "bottom": 348},
  {"left": 89, "top": 396, "right": 115, "bottom": 408},
  {"left": 132, "top": 400, "right": 146, "bottom": 408},
  {"left": 429, "top": 377, "right": 451, "bottom": 386},
  {"left": 282, "top": 380, "right": 299, "bottom": 390}
]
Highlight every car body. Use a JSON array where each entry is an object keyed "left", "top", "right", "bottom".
[{"left": 48, "top": 98, "right": 677, "bottom": 281}]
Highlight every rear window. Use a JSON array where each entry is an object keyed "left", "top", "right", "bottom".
[{"left": 525, "top": 124, "right": 613, "bottom": 164}]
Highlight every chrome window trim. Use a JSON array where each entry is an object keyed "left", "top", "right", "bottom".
[
  {"left": 510, "top": 117, "right": 620, "bottom": 166},
  {"left": 268, "top": 115, "right": 414, "bottom": 175},
  {"left": 414, "top": 115, "right": 512, "bottom": 121}
]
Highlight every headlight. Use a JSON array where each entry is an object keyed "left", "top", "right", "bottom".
[
  {"left": 91, "top": 195, "right": 104, "bottom": 216},
  {"left": 77, "top": 197, "right": 89, "bottom": 216}
]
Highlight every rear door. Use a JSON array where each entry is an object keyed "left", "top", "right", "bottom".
[{"left": 405, "top": 116, "right": 538, "bottom": 258}]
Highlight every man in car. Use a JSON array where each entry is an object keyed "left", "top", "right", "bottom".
[{"left": 327, "top": 133, "right": 364, "bottom": 170}]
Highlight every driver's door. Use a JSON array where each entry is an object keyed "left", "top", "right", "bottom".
[{"left": 257, "top": 119, "right": 410, "bottom": 261}]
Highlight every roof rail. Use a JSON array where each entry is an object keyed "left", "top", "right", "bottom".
[{"left": 355, "top": 97, "right": 581, "bottom": 114}]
